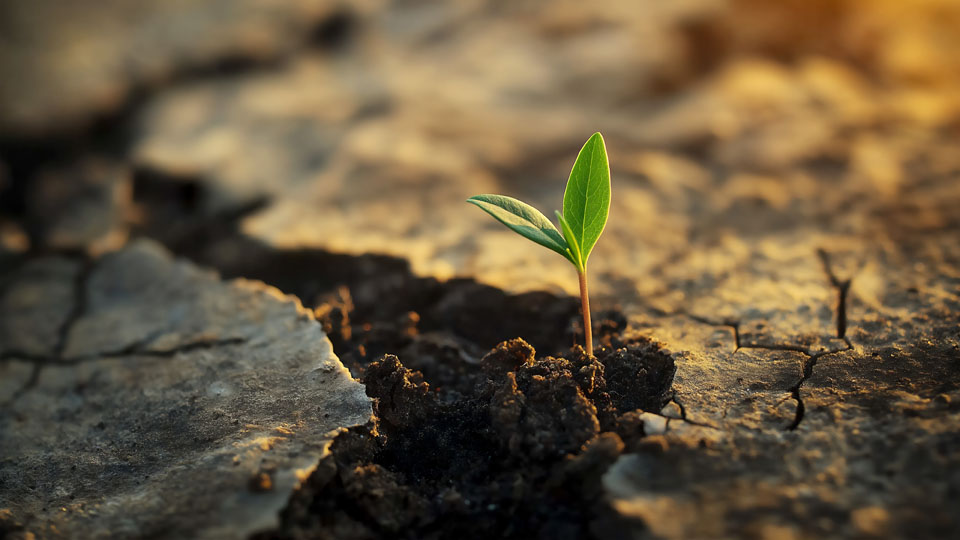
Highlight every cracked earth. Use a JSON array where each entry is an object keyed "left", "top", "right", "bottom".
[{"left": 2, "top": 0, "right": 960, "bottom": 538}]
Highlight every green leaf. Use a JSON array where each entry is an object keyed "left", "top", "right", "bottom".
[
  {"left": 562, "top": 132, "right": 610, "bottom": 267},
  {"left": 555, "top": 210, "right": 583, "bottom": 272},
  {"left": 466, "top": 194, "right": 574, "bottom": 263}
]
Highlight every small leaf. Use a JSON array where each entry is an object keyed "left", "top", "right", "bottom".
[
  {"left": 467, "top": 194, "right": 574, "bottom": 263},
  {"left": 562, "top": 132, "right": 610, "bottom": 266},
  {"left": 555, "top": 210, "right": 583, "bottom": 272}
]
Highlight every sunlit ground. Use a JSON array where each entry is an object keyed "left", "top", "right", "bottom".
[{"left": 1, "top": 0, "right": 959, "bottom": 538}]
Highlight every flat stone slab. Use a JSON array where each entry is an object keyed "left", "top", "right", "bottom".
[{"left": 0, "top": 240, "right": 371, "bottom": 538}]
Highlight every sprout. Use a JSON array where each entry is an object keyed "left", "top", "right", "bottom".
[{"left": 467, "top": 132, "right": 611, "bottom": 355}]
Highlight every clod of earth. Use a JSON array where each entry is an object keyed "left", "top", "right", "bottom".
[{"left": 265, "top": 332, "right": 677, "bottom": 539}]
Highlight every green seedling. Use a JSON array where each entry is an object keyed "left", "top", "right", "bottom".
[{"left": 467, "top": 132, "right": 610, "bottom": 356}]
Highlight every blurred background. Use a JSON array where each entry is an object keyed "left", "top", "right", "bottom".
[{"left": 1, "top": 0, "right": 958, "bottom": 318}]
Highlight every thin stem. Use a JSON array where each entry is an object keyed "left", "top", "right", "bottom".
[{"left": 578, "top": 269, "right": 593, "bottom": 356}]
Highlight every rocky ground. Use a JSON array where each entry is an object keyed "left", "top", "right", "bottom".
[{"left": 1, "top": 0, "right": 959, "bottom": 538}]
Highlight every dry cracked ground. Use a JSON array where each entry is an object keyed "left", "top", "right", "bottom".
[{"left": 1, "top": 0, "right": 959, "bottom": 539}]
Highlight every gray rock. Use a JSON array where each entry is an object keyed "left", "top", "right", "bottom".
[{"left": 0, "top": 240, "right": 372, "bottom": 538}]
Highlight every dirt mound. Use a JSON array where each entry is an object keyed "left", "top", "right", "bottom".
[{"left": 255, "top": 283, "right": 676, "bottom": 539}]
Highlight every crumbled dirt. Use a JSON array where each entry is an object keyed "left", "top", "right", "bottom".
[
  {"left": 233, "top": 253, "right": 677, "bottom": 539},
  {"left": 267, "top": 340, "right": 674, "bottom": 539}
]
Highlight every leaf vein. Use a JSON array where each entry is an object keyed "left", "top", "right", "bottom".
[{"left": 579, "top": 138, "right": 597, "bottom": 244}]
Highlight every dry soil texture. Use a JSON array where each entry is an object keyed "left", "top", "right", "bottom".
[{"left": 1, "top": 0, "right": 959, "bottom": 539}]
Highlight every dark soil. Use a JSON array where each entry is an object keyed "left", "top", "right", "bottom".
[{"left": 219, "top": 240, "right": 679, "bottom": 540}]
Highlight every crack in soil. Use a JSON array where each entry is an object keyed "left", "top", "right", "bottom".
[
  {"left": 817, "top": 248, "right": 853, "bottom": 340},
  {"left": 1, "top": 336, "right": 247, "bottom": 406},
  {"left": 53, "top": 255, "right": 96, "bottom": 359},
  {"left": 2, "top": 251, "right": 245, "bottom": 402},
  {"left": 740, "top": 339, "right": 854, "bottom": 430},
  {"left": 667, "top": 393, "right": 719, "bottom": 429},
  {"left": 649, "top": 306, "right": 741, "bottom": 353},
  {"left": 686, "top": 313, "right": 741, "bottom": 352},
  {"left": 665, "top": 247, "right": 861, "bottom": 431},
  {"left": 1, "top": 337, "right": 248, "bottom": 366},
  {"left": 1, "top": 255, "right": 97, "bottom": 402}
]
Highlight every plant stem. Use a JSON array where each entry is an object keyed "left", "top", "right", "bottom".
[{"left": 578, "top": 269, "right": 593, "bottom": 356}]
